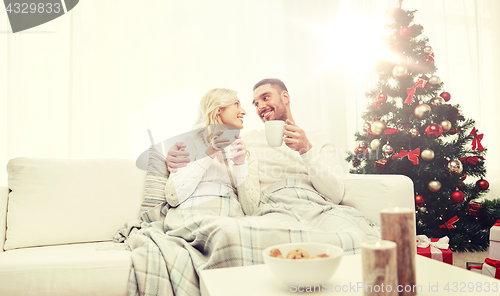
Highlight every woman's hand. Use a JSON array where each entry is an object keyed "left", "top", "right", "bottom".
[{"left": 229, "top": 136, "right": 246, "bottom": 165}]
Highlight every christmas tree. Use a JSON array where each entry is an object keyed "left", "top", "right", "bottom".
[{"left": 345, "top": 3, "right": 500, "bottom": 252}]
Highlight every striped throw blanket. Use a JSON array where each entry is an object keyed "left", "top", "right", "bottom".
[{"left": 114, "top": 180, "right": 380, "bottom": 296}]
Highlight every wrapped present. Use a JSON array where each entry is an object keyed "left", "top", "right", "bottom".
[
  {"left": 481, "top": 258, "right": 500, "bottom": 279},
  {"left": 466, "top": 262, "right": 483, "bottom": 274},
  {"left": 490, "top": 220, "right": 500, "bottom": 260},
  {"left": 416, "top": 235, "right": 453, "bottom": 265}
]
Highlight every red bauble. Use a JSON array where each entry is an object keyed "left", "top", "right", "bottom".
[
  {"left": 376, "top": 92, "right": 388, "bottom": 103},
  {"left": 440, "top": 92, "right": 451, "bottom": 102},
  {"left": 354, "top": 146, "right": 365, "bottom": 155},
  {"left": 415, "top": 195, "right": 425, "bottom": 206},
  {"left": 399, "top": 26, "right": 411, "bottom": 37},
  {"left": 425, "top": 55, "right": 435, "bottom": 63},
  {"left": 451, "top": 190, "right": 465, "bottom": 203},
  {"left": 448, "top": 127, "right": 458, "bottom": 135},
  {"left": 425, "top": 123, "right": 443, "bottom": 137},
  {"left": 476, "top": 179, "right": 490, "bottom": 190}
]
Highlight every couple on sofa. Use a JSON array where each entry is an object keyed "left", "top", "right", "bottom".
[{"left": 124, "top": 79, "right": 379, "bottom": 296}]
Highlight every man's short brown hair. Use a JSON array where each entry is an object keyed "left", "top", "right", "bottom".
[{"left": 253, "top": 78, "right": 288, "bottom": 92}]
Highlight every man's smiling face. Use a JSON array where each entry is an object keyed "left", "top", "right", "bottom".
[{"left": 252, "top": 83, "right": 289, "bottom": 122}]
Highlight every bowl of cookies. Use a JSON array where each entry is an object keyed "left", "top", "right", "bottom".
[{"left": 262, "top": 242, "right": 344, "bottom": 287}]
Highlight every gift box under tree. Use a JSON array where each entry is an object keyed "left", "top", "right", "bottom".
[
  {"left": 490, "top": 220, "right": 500, "bottom": 260},
  {"left": 416, "top": 235, "right": 453, "bottom": 265},
  {"left": 481, "top": 258, "right": 500, "bottom": 279}
]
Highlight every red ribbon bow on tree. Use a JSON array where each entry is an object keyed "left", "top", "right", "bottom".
[
  {"left": 385, "top": 128, "right": 400, "bottom": 135},
  {"left": 470, "top": 127, "right": 484, "bottom": 151},
  {"left": 392, "top": 148, "right": 420, "bottom": 165},
  {"left": 485, "top": 258, "right": 500, "bottom": 268},
  {"left": 439, "top": 216, "right": 459, "bottom": 229},
  {"left": 405, "top": 76, "right": 428, "bottom": 104},
  {"left": 460, "top": 156, "right": 485, "bottom": 166}
]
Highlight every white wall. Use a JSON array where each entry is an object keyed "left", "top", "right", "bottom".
[{"left": 2, "top": 0, "right": 500, "bottom": 200}]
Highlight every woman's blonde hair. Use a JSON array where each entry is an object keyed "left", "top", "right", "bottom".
[{"left": 193, "top": 88, "right": 238, "bottom": 145}]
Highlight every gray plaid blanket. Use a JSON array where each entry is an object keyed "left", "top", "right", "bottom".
[{"left": 114, "top": 180, "right": 380, "bottom": 296}]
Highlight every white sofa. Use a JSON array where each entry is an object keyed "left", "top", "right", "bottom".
[{"left": 0, "top": 157, "right": 415, "bottom": 296}]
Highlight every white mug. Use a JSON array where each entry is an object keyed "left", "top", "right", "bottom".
[
  {"left": 265, "top": 120, "right": 285, "bottom": 147},
  {"left": 211, "top": 129, "right": 240, "bottom": 158}
]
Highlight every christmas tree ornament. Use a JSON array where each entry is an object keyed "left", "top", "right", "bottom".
[
  {"left": 447, "top": 159, "right": 463, "bottom": 174},
  {"left": 467, "top": 201, "right": 482, "bottom": 216},
  {"left": 428, "top": 75, "right": 441, "bottom": 85},
  {"left": 405, "top": 76, "right": 429, "bottom": 104},
  {"left": 354, "top": 146, "right": 365, "bottom": 155},
  {"left": 399, "top": 26, "right": 411, "bottom": 37},
  {"left": 376, "top": 92, "right": 387, "bottom": 103},
  {"left": 440, "top": 120, "right": 452, "bottom": 132},
  {"left": 439, "top": 216, "right": 459, "bottom": 229},
  {"left": 382, "top": 143, "right": 394, "bottom": 155},
  {"left": 374, "top": 158, "right": 388, "bottom": 171},
  {"left": 415, "top": 194, "right": 425, "bottom": 206},
  {"left": 440, "top": 91, "right": 451, "bottom": 102},
  {"left": 352, "top": 158, "right": 361, "bottom": 168},
  {"left": 362, "top": 122, "right": 371, "bottom": 132},
  {"left": 470, "top": 127, "right": 485, "bottom": 151},
  {"left": 421, "top": 149, "right": 434, "bottom": 161},
  {"left": 430, "top": 96, "right": 444, "bottom": 106},
  {"left": 370, "top": 139, "right": 381, "bottom": 149},
  {"left": 476, "top": 178, "right": 490, "bottom": 190},
  {"left": 423, "top": 46, "right": 433, "bottom": 54},
  {"left": 392, "top": 148, "right": 420, "bottom": 165},
  {"left": 414, "top": 103, "right": 431, "bottom": 118},
  {"left": 392, "top": 65, "right": 408, "bottom": 79},
  {"left": 428, "top": 180, "right": 442, "bottom": 192},
  {"left": 371, "top": 120, "right": 387, "bottom": 136},
  {"left": 450, "top": 190, "right": 465, "bottom": 203},
  {"left": 425, "top": 123, "right": 443, "bottom": 137},
  {"left": 373, "top": 92, "right": 388, "bottom": 108},
  {"left": 448, "top": 127, "right": 458, "bottom": 135},
  {"left": 409, "top": 128, "right": 419, "bottom": 137},
  {"left": 425, "top": 54, "right": 435, "bottom": 63},
  {"left": 460, "top": 156, "right": 485, "bottom": 167}
]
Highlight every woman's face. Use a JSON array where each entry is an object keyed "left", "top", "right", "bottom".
[{"left": 219, "top": 98, "right": 246, "bottom": 129}]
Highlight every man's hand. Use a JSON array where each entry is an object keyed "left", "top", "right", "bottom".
[
  {"left": 283, "top": 119, "right": 312, "bottom": 155},
  {"left": 166, "top": 142, "right": 190, "bottom": 173}
]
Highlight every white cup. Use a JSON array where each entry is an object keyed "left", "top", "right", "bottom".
[
  {"left": 265, "top": 120, "right": 285, "bottom": 147},
  {"left": 211, "top": 129, "right": 240, "bottom": 158}
]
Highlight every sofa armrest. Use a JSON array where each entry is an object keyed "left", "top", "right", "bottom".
[
  {"left": 0, "top": 187, "right": 8, "bottom": 252},
  {"left": 341, "top": 174, "right": 415, "bottom": 226}
]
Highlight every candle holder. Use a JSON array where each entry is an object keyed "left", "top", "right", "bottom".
[
  {"left": 361, "top": 240, "right": 398, "bottom": 296},
  {"left": 380, "top": 207, "right": 417, "bottom": 296}
]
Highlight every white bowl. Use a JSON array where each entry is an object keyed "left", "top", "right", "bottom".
[{"left": 262, "top": 242, "right": 343, "bottom": 287}]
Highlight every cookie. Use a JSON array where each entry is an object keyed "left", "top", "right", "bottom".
[
  {"left": 269, "top": 248, "right": 283, "bottom": 258},
  {"left": 286, "top": 248, "right": 310, "bottom": 259}
]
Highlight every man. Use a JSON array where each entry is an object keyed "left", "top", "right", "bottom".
[{"left": 245, "top": 78, "right": 345, "bottom": 205}]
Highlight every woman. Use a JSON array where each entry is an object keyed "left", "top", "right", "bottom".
[{"left": 164, "top": 88, "right": 260, "bottom": 216}]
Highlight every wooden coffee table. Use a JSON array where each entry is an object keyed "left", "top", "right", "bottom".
[{"left": 200, "top": 254, "right": 499, "bottom": 295}]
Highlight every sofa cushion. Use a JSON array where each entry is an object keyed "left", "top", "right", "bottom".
[
  {"left": 0, "top": 242, "right": 130, "bottom": 296},
  {"left": 141, "top": 145, "right": 168, "bottom": 214},
  {"left": 5, "top": 158, "right": 146, "bottom": 250}
]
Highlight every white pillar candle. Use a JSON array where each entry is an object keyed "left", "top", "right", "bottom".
[
  {"left": 361, "top": 240, "right": 398, "bottom": 296},
  {"left": 380, "top": 207, "right": 417, "bottom": 296}
]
